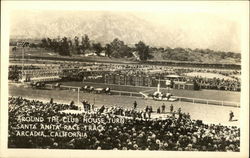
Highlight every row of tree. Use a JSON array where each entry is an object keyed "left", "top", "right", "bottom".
[
  {"left": 40, "top": 35, "right": 151, "bottom": 61},
  {"left": 15, "top": 34, "right": 240, "bottom": 62}
]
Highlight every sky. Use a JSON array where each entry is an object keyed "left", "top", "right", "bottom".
[{"left": 135, "top": 11, "right": 241, "bottom": 53}]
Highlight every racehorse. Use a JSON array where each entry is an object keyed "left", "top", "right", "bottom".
[
  {"left": 53, "top": 83, "right": 62, "bottom": 89},
  {"left": 103, "top": 87, "right": 111, "bottom": 95},
  {"left": 30, "top": 81, "right": 46, "bottom": 89},
  {"left": 81, "top": 85, "right": 94, "bottom": 93}
]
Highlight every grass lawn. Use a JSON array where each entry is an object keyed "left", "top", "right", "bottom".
[{"left": 58, "top": 81, "right": 240, "bottom": 102}]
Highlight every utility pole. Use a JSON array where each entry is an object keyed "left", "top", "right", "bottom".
[
  {"left": 77, "top": 87, "right": 80, "bottom": 105},
  {"left": 21, "top": 45, "right": 25, "bottom": 82}
]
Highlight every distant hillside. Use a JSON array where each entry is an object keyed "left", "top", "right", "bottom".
[
  {"left": 10, "top": 12, "right": 165, "bottom": 48},
  {"left": 149, "top": 47, "right": 241, "bottom": 64}
]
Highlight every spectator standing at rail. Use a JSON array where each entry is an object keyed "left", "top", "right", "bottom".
[
  {"left": 148, "top": 106, "right": 153, "bottom": 119},
  {"left": 170, "top": 104, "right": 173, "bottom": 113},
  {"left": 148, "top": 110, "right": 151, "bottom": 119},
  {"left": 143, "top": 110, "right": 147, "bottom": 119},
  {"left": 178, "top": 108, "right": 182, "bottom": 115},
  {"left": 149, "top": 106, "right": 153, "bottom": 113},
  {"left": 133, "top": 101, "right": 137, "bottom": 109},
  {"left": 229, "top": 111, "right": 234, "bottom": 121},
  {"left": 178, "top": 112, "right": 183, "bottom": 121},
  {"left": 162, "top": 103, "right": 166, "bottom": 113},
  {"left": 70, "top": 101, "right": 74, "bottom": 107},
  {"left": 70, "top": 100, "right": 78, "bottom": 110},
  {"left": 86, "top": 102, "right": 91, "bottom": 111},
  {"left": 145, "top": 106, "right": 149, "bottom": 112},
  {"left": 157, "top": 107, "right": 161, "bottom": 114},
  {"left": 91, "top": 104, "right": 95, "bottom": 111},
  {"left": 50, "top": 98, "right": 53, "bottom": 104},
  {"left": 172, "top": 111, "right": 176, "bottom": 117},
  {"left": 81, "top": 100, "right": 86, "bottom": 111}
]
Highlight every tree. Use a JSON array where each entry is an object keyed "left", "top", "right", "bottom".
[
  {"left": 59, "top": 37, "right": 70, "bottom": 56},
  {"left": 29, "top": 43, "right": 37, "bottom": 49},
  {"left": 81, "top": 34, "right": 90, "bottom": 53},
  {"left": 92, "top": 42, "right": 103, "bottom": 56},
  {"left": 68, "top": 38, "right": 73, "bottom": 53},
  {"left": 135, "top": 41, "right": 150, "bottom": 61},
  {"left": 74, "top": 36, "right": 81, "bottom": 54},
  {"left": 58, "top": 40, "right": 63, "bottom": 54},
  {"left": 47, "top": 38, "right": 52, "bottom": 49},
  {"left": 51, "top": 39, "right": 59, "bottom": 52},
  {"left": 41, "top": 38, "right": 48, "bottom": 49},
  {"left": 105, "top": 43, "right": 112, "bottom": 57},
  {"left": 109, "top": 38, "right": 132, "bottom": 58}
]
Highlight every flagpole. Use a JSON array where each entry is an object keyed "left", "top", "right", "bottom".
[{"left": 157, "top": 78, "right": 160, "bottom": 93}]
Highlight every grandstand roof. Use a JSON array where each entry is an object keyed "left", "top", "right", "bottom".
[{"left": 165, "top": 74, "right": 182, "bottom": 78}]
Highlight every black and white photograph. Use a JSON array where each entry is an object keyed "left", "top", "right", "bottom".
[{"left": 1, "top": 1, "right": 249, "bottom": 158}]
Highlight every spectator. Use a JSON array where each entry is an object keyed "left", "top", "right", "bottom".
[
  {"left": 8, "top": 97, "right": 240, "bottom": 151},
  {"left": 133, "top": 101, "right": 137, "bottom": 109},
  {"left": 50, "top": 98, "right": 53, "bottom": 104},
  {"left": 157, "top": 107, "right": 161, "bottom": 114},
  {"left": 229, "top": 111, "right": 234, "bottom": 121},
  {"left": 170, "top": 104, "right": 173, "bottom": 113},
  {"left": 178, "top": 108, "right": 181, "bottom": 115},
  {"left": 162, "top": 103, "right": 166, "bottom": 113}
]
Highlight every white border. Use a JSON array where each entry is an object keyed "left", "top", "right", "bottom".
[{"left": 1, "top": 1, "right": 249, "bottom": 158}]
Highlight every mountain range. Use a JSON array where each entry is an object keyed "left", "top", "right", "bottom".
[{"left": 10, "top": 11, "right": 240, "bottom": 53}]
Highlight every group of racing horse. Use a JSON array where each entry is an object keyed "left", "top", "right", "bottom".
[{"left": 30, "top": 81, "right": 111, "bottom": 95}]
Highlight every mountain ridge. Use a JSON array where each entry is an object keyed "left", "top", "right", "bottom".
[{"left": 10, "top": 11, "right": 240, "bottom": 53}]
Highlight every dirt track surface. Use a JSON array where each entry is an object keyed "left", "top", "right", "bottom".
[{"left": 9, "top": 84, "right": 240, "bottom": 127}]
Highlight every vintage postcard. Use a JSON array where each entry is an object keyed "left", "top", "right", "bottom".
[{"left": 1, "top": 1, "right": 249, "bottom": 158}]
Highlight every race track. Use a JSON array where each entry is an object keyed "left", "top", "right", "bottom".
[{"left": 9, "top": 83, "right": 240, "bottom": 127}]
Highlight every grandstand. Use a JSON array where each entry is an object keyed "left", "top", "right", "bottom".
[{"left": 21, "top": 69, "right": 61, "bottom": 82}]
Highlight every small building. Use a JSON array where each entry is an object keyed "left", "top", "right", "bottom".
[
  {"left": 164, "top": 74, "right": 184, "bottom": 81},
  {"left": 173, "top": 81, "right": 194, "bottom": 90}
]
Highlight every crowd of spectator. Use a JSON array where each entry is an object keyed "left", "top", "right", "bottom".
[
  {"left": 60, "top": 64, "right": 241, "bottom": 91},
  {"left": 193, "top": 77, "right": 240, "bottom": 91},
  {"left": 9, "top": 97, "right": 240, "bottom": 151},
  {"left": 8, "top": 62, "right": 241, "bottom": 91},
  {"left": 8, "top": 66, "right": 21, "bottom": 81}
]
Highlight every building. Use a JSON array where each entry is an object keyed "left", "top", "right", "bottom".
[{"left": 173, "top": 81, "right": 194, "bottom": 90}]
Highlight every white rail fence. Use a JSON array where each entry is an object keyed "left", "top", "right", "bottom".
[{"left": 171, "top": 96, "right": 239, "bottom": 108}]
